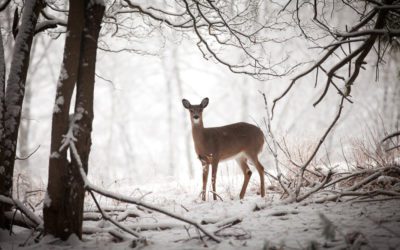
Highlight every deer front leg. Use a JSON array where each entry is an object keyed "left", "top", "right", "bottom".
[
  {"left": 211, "top": 160, "right": 219, "bottom": 200},
  {"left": 202, "top": 163, "right": 209, "bottom": 201}
]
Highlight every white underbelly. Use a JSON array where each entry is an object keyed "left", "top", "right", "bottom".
[{"left": 221, "top": 151, "right": 248, "bottom": 162}]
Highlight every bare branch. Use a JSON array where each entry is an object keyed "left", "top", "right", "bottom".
[
  {"left": 88, "top": 190, "right": 144, "bottom": 239},
  {"left": 15, "top": 145, "right": 40, "bottom": 160},
  {"left": 381, "top": 131, "right": 400, "bottom": 143},
  {"left": 0, "top": 0, "right": 10, "bottom": 12},
  {"left": 63, "top": 134, "right": 221, "bottom": 243},
  {"left": 294, "top": 96, "right": 345, "bottom": 199},
  {"left": 337, "top": 28, "right": 400, "bottom": 38},
  {"left": 0, "top": 195, "right": 42, "bottom": 227}
]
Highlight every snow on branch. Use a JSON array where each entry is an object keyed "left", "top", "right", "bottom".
[
  {"left": 87, "top": 189, "right": 144, "bottom": 239},
  {"left": 103, "top": 0, "right": 297, "bottom": 80},
  {"left": 0, "top": 194, "right": 43, "bottom": 228},
  {"left": 65, "top": 137, "right": 221, "bottom": 243},
  {"left": 272, "top": 1, "right": 398, "bottom": 116}
]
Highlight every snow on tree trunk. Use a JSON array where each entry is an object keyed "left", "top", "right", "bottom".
[
  {"left": 0, "top": 23, "right": 7, "bottom": 229},
  {"left": 43, "top": 0, "right": 105, "bottom": 240},
  {"left": 0, "top": 25, "right": 5, "bottom": 147},
  {"left": 70, "top": 2, "right": 105, "bottom": 238},
  {"left": 43, "top": 0, "right": 85, "bottom": 240},
  {"left": 0, "top": 0, "right": 44, "bottom": 229}
]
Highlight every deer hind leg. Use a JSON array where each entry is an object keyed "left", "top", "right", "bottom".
[
  {"left": 202, "top": 163, "right": 209, "bottom": 201},
  {"left": 248, "top": 154, "right": 266, "bottom": 197},
  {"left": 255, "top": 159, "right": 266, "bottom": 197},
  {"left": 211, "top": 160, "right": 219, "bottom": 201},
  {"left": 236, "top": 156, "right": 252, "bottom": 199}
]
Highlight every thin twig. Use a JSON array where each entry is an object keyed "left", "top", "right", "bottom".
[{"left": 68, "top": 141, "right": 221, "bottom": 243}]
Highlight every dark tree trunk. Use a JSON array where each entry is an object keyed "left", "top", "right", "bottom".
[
  {"left": 44, "top": 0, "right": 104, "bottom": 240},
  {"left": 69, "top": 0, "right": 104, "bottom": 238},
  {"left": 0, "top": 26, "right": 5, "bottom": 149},
  {"left": 43, "top": 0, "right": 85, "bottom": 240},
  {"left": 0, "top": 23, "right": 7, "bottom": 229},
  {"left": 0, "top": 0, "right": 43, "bottom": 229}
]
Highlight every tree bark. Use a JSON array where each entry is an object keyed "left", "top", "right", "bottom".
[
  {"left": 0, "top": 25, "right": 5, "bottom": 147},
  {"left": 43, "top": 0, "right": 104, "bottom": 240},
  {"left": 173, "top": 47, "right": 194, "bottom": 178},
  {"left": 0, "top": 23, "right": 6, "bottom": 229},
  {"left": 69, "top": 0, "right": 105, "bottom": 239},
  {"left": 43, "top": 0, "right": 85, "bottom": 239},
  {"left": 0, "top": 0, "right": 43, "bottom": 229}
]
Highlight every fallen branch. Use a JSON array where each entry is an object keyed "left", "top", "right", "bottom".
[
  {"left": 88, "top": 190, "right": 143, "bottom": 239},
  {"left": 0, "top": 195, "right": 42, "bottom": 228},
  {"left": 267, "top": 210, "right": 299, "bottom": 217},
  {"left": 351, "top": 196, "right": 400, "bottom": 204},
  {"left": 129, "top": 222, "right": 181, "bottom": 231},
  {"left": 324, "top": 169, "right": 375, "bottom": 188},
  {"left": 4, "top": 210, "right": 37, "bottom": 229},
  {"left": 84, "top": 206, "right": 127, "bottom": 213},
  {"left": 83, "top": 226, "right": 132, "bottom": 242},
  {"left": 116, "top": 209, "right": 140, "bottom": 221},
  {"left": 296, "top": 170, "right": 333, "bottom": 202},
  {"left": 326, "top": 189, "right": 400, "bottom": 198},
  {"left": 313, "top": 171, "right": 382, "bottom": 203},
  {"left": 83, "top": 212, "right": 102, "bottom": 221},
  {"left": 214, "top": 216, "right": 242, "bottom": 228},
  {"left": 68, "top": 141, "right": 221, "bottom": 243}
]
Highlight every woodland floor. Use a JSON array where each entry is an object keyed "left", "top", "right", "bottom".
[{"left": 1, "top": 177, "right": 400, "bottom": 250}]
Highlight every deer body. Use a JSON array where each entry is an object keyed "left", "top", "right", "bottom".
[
  {"left": 182, "top": 98, "right": 266, "bottom": 201},
  {"left": 192, "top": 122, "right": 264, "bottom": 162}
]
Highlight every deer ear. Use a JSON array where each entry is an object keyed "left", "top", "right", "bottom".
[
  {"left": 201, "top": 97, "right": 209, "bottom": 108},
  {"left": 182, "top": 99, "right": 191, "bottom": 109}
]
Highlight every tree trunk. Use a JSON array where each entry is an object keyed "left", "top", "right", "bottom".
[
  {"left": 44, "top": 0, "right": 105, "bottom": 240},
  {"left": 172, "top": 47, "right": 194, "bottom": 178},
  {"left": 17, "top": 37, "right": 40, "bottom": 162},
  {"left": 69, "top": 0, "right": 105, "bottom": 239},
  {"left": 161, "top": 52, "right": 175, "bottom": 175},
  {"left": 0, "top": 25, "right": 5, "bottom": 149},
  {"left": 43, "top": 0, "right": 85, "bottom": 239},
  {"left": 0, "top": 0, "right": 43, "bottom": 229},
  {"left": 0, "top": 23, "right": 6, "bottom": 229}
]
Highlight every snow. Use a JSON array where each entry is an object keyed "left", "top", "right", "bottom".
[
  {"left": 44, "top": 192, "right": 51, "bottom": 207},
  {"left": 50, "top": 151, "right": 60, "bottom": 159},
  {"left": 53, "top": 96, "right": 64, "bottom": 113},
  {"left": 1, "top": 178, "right": 399, "bottom": 250},
  {"left": 59, "top": 64, "right": 68, "bottom": 82}
]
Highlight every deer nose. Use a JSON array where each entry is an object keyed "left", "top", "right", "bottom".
[{"left": 193, "top": 115, "right": 199, "bottom": 119}]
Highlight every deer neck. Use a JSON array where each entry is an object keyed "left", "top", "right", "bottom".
[{"left": 191, "top": 119, "right": 206, "bottom": 149}]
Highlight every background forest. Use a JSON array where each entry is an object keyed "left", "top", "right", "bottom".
[
  {"left": 0, "top": 0, "right": 399, "bottom": 249},
  {"left": 4, "top": 0, "right": 399, "bottom": 185}
]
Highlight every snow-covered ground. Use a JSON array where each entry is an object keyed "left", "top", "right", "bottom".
[{"left": 1, "top": 177, "right": 400, "bottom": 250}]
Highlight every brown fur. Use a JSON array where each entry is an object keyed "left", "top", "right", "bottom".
[{"left": 182, "top": 98, "right": 266, "bottom": 201}]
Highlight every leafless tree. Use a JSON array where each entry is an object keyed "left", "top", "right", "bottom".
[
  {"left": 43, "top": 0, "right": 105, "bottom": 239},
  {"left": 269, "top": 0, "right": 400, "bottom": 200},
  {"left": 0, "top": 0, "right": 45, "bottom": 229}
]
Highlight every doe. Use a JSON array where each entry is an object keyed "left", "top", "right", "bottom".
[{"left": 182, "top": 97, "right": 266, "bottom": 201}]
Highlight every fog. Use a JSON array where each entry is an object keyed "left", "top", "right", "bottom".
[{"left": 13, "top": 27, "right": 399, "bottom": 188}]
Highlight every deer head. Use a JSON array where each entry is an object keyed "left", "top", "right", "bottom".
[{"left": 182, "top": 98, "right": 209, "bottom": 125}]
